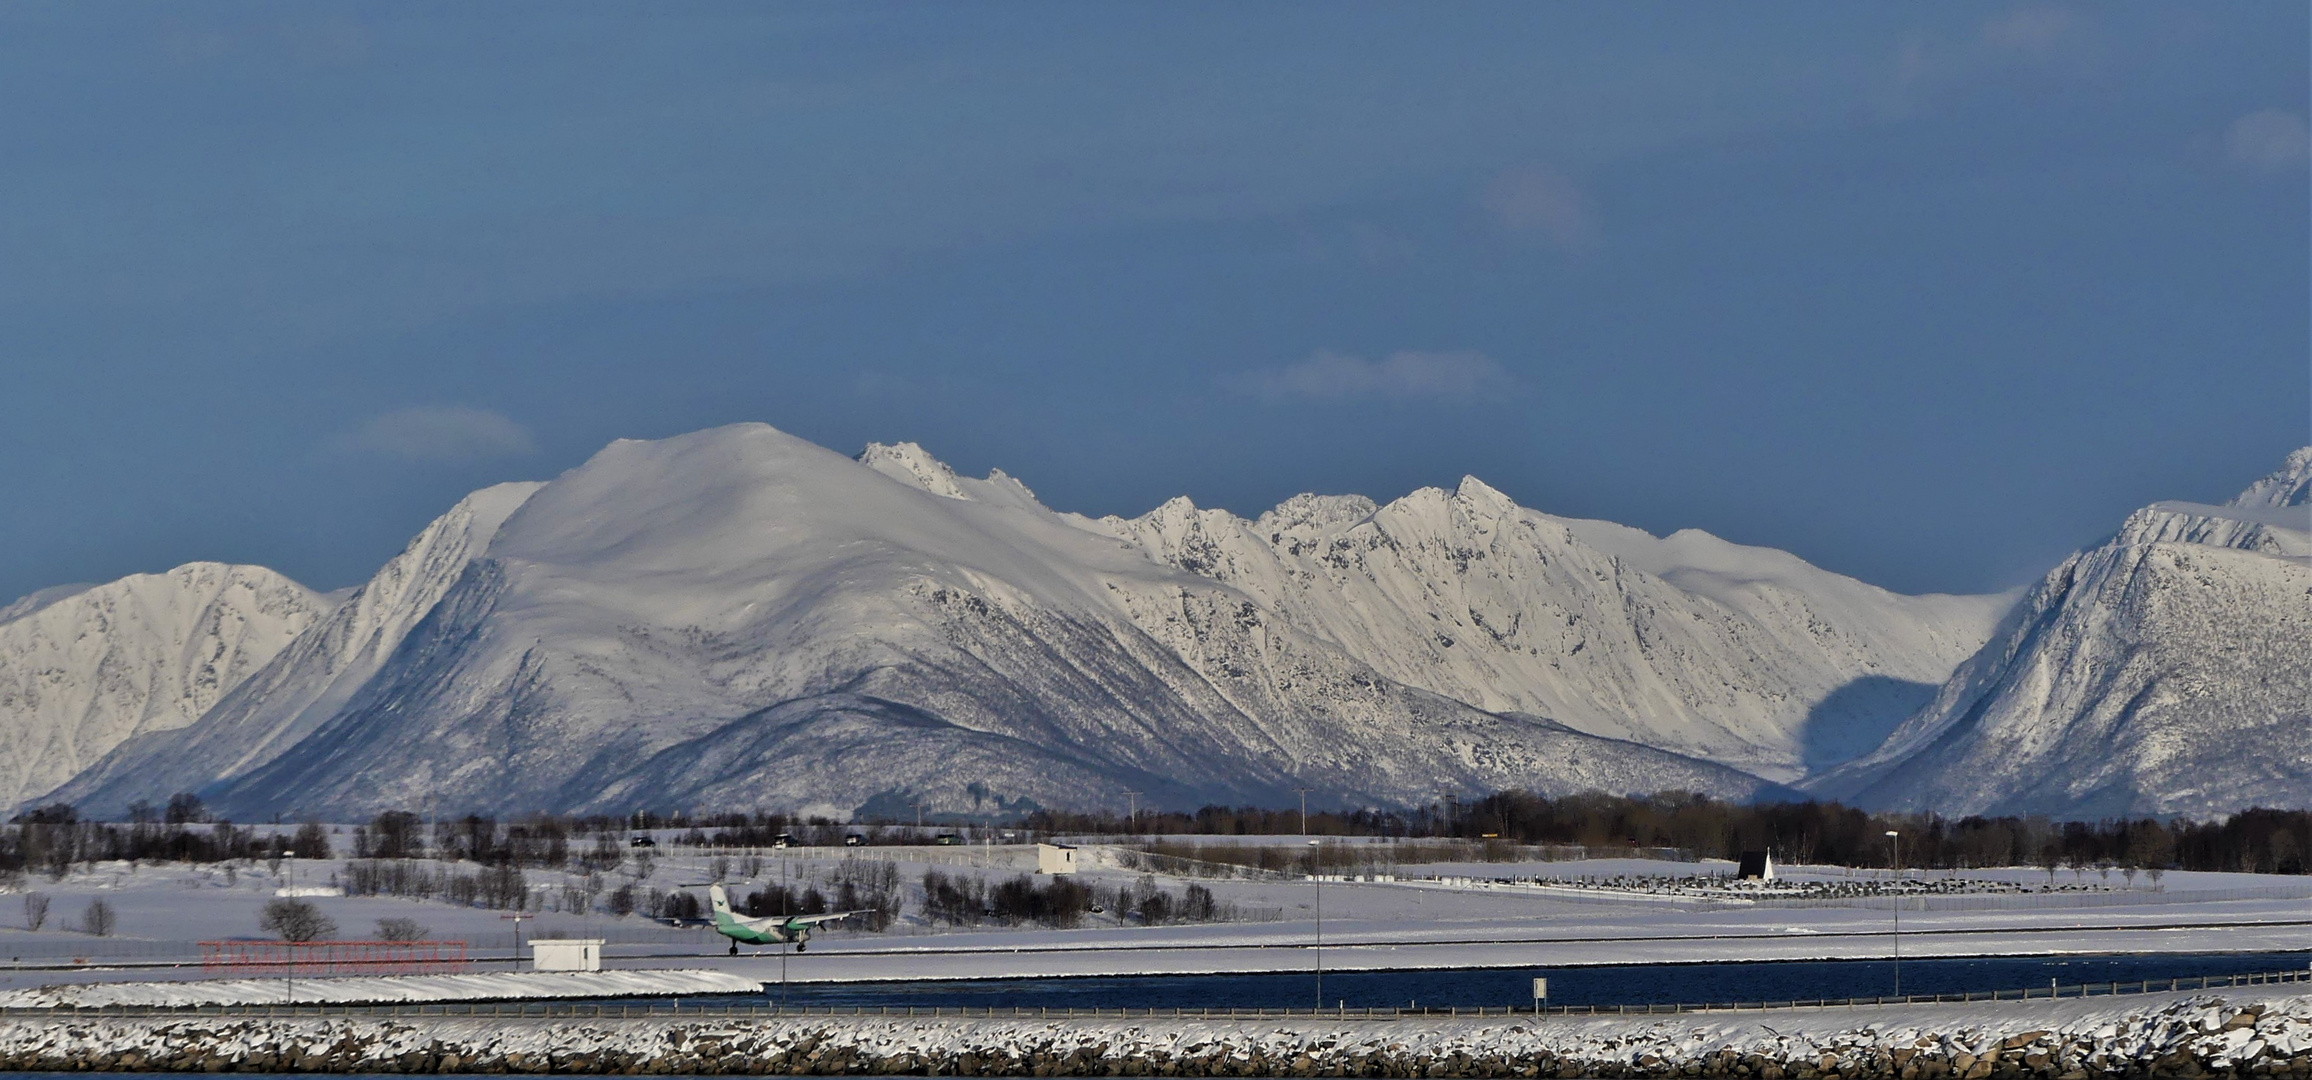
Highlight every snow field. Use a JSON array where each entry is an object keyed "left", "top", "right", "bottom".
[{"left": 5, "top": 851, "right": 2306, "bottom": 991}]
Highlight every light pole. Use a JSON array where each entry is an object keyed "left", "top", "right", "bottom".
[
  {"left": 1885, "top": 829, "right": 1902, "bottom": 997},
  {"left": 1308, "top": 839, "right": 1323, "bottom": 1010},
  {"left": 1122, "top": 789, "right": 1141, "bottom": 834},
  {"left": 1294, "top": 787, "right": 1313, "bottom": 839},
  {"left": 501, "top": 912, "right": 533, "bottom": 971}
]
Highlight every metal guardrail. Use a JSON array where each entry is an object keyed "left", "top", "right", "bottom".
[{"left": 3, "top": 968, "right": 2303, "bottom": 1022}]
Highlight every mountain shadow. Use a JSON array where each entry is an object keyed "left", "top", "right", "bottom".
[{"left": 1798, "top": 675, "right": 1941, "bottom": 773}]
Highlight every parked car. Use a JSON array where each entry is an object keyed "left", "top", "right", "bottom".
[
  {"left": 629, "top": 835, "right": 658, "bottom": 848},
  {"left": 771, "top": 834, "right": 797, "bottom": 849},
  {"left": 933, "top": 833, "right": 964, "bottom": 846},
  {"left": 844, "top": 834, "right": 866, "bottom": 847}
]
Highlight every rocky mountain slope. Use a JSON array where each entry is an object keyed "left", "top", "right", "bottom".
[
  {"left": 0, "top": 563, "right": 334, "bottom": 809},
  {"left": 1808, "top": 449, "right": 2312, "bottom": 817},
  {"left": 52, "top": 424, "right": 1976, "bottom": 819}
]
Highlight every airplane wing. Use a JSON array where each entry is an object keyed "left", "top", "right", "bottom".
[{"left": 784, "top": 910, "right": 871, "bottom": 927}]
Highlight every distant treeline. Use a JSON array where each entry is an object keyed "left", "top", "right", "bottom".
[
  {"left": 5, "top": 790, "right": 2308, "bottom": 878},
  {"left": 1030, "top": 792, "right": 2312, "bottom": 875}
]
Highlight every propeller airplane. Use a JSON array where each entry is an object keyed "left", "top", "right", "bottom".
[{"left": 701, "top": 883, "right": 863, "bottom": 955}]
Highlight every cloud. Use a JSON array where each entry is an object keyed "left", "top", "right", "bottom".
[
  {"left": 1882, "top": 8, "right": 2092, "bottom": 112},
  {"left": 330, "top": 406, "right": 538, "bottom": 464},
  {"left": 1233, "top": 350, "right": 1516, "bottom": 404},
  {"left": 1477, "top": 167, "right": 1596, "bottom": 249},
  {"left": 2224, "top": 110, "right": 2310, "bottom": 172}
]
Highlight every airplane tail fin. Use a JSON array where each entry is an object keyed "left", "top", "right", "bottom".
[{"left": 709, "top": 884, "right": 733, "bottom": 916}]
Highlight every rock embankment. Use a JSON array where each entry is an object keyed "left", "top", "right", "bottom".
[{"left": 2, "top": 990, "right": 2307, "bottom": 1076}]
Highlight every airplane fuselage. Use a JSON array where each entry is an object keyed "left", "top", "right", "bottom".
[
  {"left": 707, "top": 884, "right": 853, "bottom": 953},
  {"left": 716, "top": 915, "right": 810, "bottom": 946}
]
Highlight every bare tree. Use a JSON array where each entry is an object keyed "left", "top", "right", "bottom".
[
  {"left": 80, "top": 898, "right": 115, "bottom": 937},
  {"left": 260, "top": 897, "right": 337, "bottom": 942},
  {"left": 375, "top": 917, "right": 429, "bottom": 942},
  {"left": 292, "top": 820, "right": 333, "bottom": 860},
  {"left": 22, "top": 892, "right": 49, "bottom": 932}
]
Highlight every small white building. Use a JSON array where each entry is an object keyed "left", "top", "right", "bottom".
[
  {"left": 531, "top": 938, "right": 604, "bottom": 972},
  {"left": 1036, "top": 842, "right": 1077, "bottom": 875}
]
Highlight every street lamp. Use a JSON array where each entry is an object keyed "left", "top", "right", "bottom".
[
  {"left": 1309, "top": 839, "right": 1323, "bottom": 1010},
  {"left": 1885, "top": 830, "right": 1902, "bottom": 997}
]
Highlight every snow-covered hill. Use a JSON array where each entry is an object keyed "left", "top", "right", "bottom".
[
  {"left": 1809, "top": 450, "right": 2312, "bottom": 817},
  {"left": 58, "top": 426, "right": 1835, "bottom": 819},
  {"left": 0, "top": 563, "right": 335, "bottom": 809}
]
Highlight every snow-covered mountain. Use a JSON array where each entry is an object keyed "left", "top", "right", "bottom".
[
  {"left": 23, "top": 422, "right": 2092, "bottom": 820},
  {"left": 1808, "top": 449, "right": 2312, "bottom": 817},
  {"left": 1091, "top": 479, "right": 2010, "bottom": 782},
  {"left": 56, "top": 423, "right": 1996, "bottom": 819},
  {"left": 0, "top": 563, "right": 335, "bottom": 809},
  {"left": 51, "top": 484, "right": 539, "bottom": 811}
]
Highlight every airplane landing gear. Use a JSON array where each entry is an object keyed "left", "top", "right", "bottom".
[
  {"left": 795, "top": 941, "right": 807, "bottom": 953},
  {"left": 728, "top": 941, "right": 738, "bottom": 956}
]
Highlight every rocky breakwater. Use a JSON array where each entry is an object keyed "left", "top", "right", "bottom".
[{"left": 1, "top": 990, "right": 2307, "bottom": 1076}]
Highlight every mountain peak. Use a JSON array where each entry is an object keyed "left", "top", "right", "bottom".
[
  {"left": 1452, "top": 475, "right": 1517, "bottom": 516},
  {"left": 2231, "top": 446, "right": 2312, "bottom": 509},
  {"left": 860, "top": 441, "right": 968, "bottom": 499}
]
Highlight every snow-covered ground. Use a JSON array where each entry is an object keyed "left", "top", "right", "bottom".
[{"left": 4, "top": 849, "right": 2305, "bottom": 994}]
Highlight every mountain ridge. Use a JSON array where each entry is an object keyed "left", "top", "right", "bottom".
[
  {"left": 43, "top": 425, "right": 1853, "bottom": 817},
  {"left": 0, "top": 562, "right": 336, "bottom": 809},
  {"left": 1805, "top": 452, "right": 2311, "bottom": 817},
  {"left": 20, "top": 425, "right": 2300, "bottom": 820}
]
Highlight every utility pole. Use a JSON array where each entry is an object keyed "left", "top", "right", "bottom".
[
  {"left": 1885, "top": 829, "right": 1902, "bottom": 997},
  {"left": 1293, "top": 787, "right": 1314, "bottom": 839},
  {"left": 1121, "top": 790, "right": 1141, "bottom": 833}
]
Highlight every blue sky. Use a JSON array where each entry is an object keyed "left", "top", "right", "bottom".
[{"left": 2, "top": 2, "right": 2304, "bottom": 601}]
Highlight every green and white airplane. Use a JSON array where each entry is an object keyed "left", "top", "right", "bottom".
[{"left": 706, "top": 884, "right": 862, "bottom": 955}]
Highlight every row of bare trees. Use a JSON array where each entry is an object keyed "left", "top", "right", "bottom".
[
  {"left": 1033, "top": 793, "right": 2312, "bottom": 875},
  {"left": 12, "top": 794, "right": 2309, "bottom": 877}
]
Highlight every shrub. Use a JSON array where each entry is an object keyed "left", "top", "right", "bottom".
[
  {"left": 259, "top": 897, "right": 337, "bottom": 942},
  {"left": 920, "top": 870, "right": 987, "bottom": 926},
  {"left": 659, "top": 890, "right": 703, "bottom": 922},
  {"left": 375, "top": 917, "right": 429, "bottom": 942},
  {"left": 988, "top": 873, "right": 1091, "bottom": 928}
]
